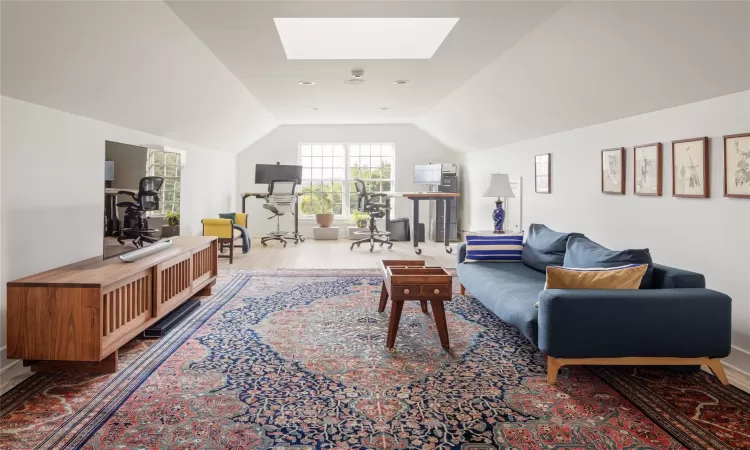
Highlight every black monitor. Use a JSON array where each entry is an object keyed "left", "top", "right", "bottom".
[{"left": 255, "top": 164, "right": 303, "bottom": 184}]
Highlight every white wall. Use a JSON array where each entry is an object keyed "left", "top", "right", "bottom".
[
  {"left": 0, "top": 97, "right": 236, "bottom": 379},
  {"left": 237, "top": 124, "right": 460, "bottom": 236},
  {"left": 461, "top": 91, "right": 750, "bottom": 375}
]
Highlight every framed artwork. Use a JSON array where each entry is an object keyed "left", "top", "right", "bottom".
[
  {"left": 601, "top": 148, "right": 625, "bottom": 194},
  {"left": 633, "top": 143, "right": 662, "bottom": 196},
  {"left": 724, "top": 133, "right": 750, "bottom": 198},
  {"left": 535, "top": 153, "right": 551, "bottom": 193},
  {"left": 672, "top": 137, "right": 709, "bottom": 198}
]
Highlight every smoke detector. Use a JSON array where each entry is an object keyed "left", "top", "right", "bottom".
[{"left": 344, "top": 68, "right": 367, "bottom": 85}]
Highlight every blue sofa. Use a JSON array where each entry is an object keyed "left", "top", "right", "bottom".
[{"left": 456, "top": 230, "right": 732, "bottom": 384}]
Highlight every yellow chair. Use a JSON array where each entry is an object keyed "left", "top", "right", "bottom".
[{"left": 202, "top": 213, "right": 249, "bottom": 264}]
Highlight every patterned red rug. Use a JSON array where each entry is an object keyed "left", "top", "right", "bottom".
[{"left": 1, "top": 269, "right": 748, "bottom": 449}]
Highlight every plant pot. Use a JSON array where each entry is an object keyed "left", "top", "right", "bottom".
[
  {"left": 315, "top": 213, "right": 335, "bottom": 228},
  {"left": 161, "top": 224, "right": 180, "bottom": 238}
]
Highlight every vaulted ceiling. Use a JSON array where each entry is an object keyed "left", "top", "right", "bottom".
[{"left": 2, "top": 1, "right": 749, "bottom": 153}]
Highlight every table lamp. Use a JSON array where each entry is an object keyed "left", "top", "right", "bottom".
[{"left": 483, "top": 174, "right": 515, "bottom": 233}]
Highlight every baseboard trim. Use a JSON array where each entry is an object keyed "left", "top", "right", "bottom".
[{"left": 0, "top": 360, "right": 32, "bottom": 395}]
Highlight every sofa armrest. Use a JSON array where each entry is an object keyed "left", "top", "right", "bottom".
[
  {"left": 457, "top": 243, "right": 467, "bottom": 264},
  {"left": 651, "top": 263, "right": 705, "bottom": 289},
  {"left": 537, "top": 288, "right": 731, "bottom": 359}
]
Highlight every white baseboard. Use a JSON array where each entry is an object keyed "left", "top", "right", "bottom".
[{"left": 0, "top": 346, "right": 32, "bottom": 395}]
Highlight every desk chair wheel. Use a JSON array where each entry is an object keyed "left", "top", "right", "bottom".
[
  {"left": 283, "top": 242, "right": 287, "bottom": 248},
  {"left": 300, "top": 236, "right": 306, "bottom": 242},
  {"left": 415, "top": 248, "right": 422, "bottom": 255},
  {"left": 370, "top": 244, "right": 374, "bottom": 252},
  {"left": 446, "top": 247, "right": 453, "bottom": 254},
  {"left": 262, "top": 242, "right": 267, "bottom": 247}
]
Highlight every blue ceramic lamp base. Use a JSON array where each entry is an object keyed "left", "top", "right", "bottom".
[{"left": 492, "top": 200, "right": 506, "bottom": 233}]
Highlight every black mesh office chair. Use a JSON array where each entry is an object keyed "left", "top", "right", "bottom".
[
  {"left": 117, "top": 176, "right": 164, "bottom": 248},
  {"left": 350, "top": 179, "right": 393, "bottom": 252},
  {"left": 261, "top": 179, "right": 299, "bottom": 248}
]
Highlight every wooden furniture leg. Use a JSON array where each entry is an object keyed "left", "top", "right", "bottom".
[
  {"left": 430, "top": 300, "right": 450, "bottom": 350},
  {"left": 460, "top": 284, "right": 466, "bottom": 295},
  {"left": 197, "top": 280, "right": 215, "bottom": 296},
  {"left": 547, "top": 356, "right": 562, "bottom": 384},
  {"left": 386, "top": 300, "right": 404, "bottom": 349},
  {"left": 27, "top": 351, "right": 119, "bottom": 374},
  {"left": 706, "top": 358, "right": 729, "bottom": 385},
  {"left": 420, "top": 300, "right": 428, "bottom": 313},
  {"left": 378, "top": 281, "right": 389, "bottom": 312},
  {"left": 229, "top": 241, "right": 234, "bottom": 264}
]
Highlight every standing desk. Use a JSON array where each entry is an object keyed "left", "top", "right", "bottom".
[
  {"left": 385, "top": 192, "right": 461, "bottom": 255},
  {"left": 241, "top": 191, "right": 303, "bottom": 239}
]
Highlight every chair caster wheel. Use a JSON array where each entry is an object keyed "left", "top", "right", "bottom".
[
  {"left": 357, "top": 244, "right": 361, "bottom": 248},
  {"left": 370, "top": 246, "right": 374, "bottom": 252},
  {"left": 294, "top": 240, "right": 299, "bottom": 245},
  {"left": 446, "top": 247, "right": 453, "bottom": 254},
  {"left": 415, "top": 248, "right": 422, "bottom": 255},
  {"left": 300, "top": 236, "right": 306, "bottom": 242},
  {"left": 350, "top": 245, "right": 355, "bottom": 251},
  {"left": 262, "top": 242, "right": 267, "bottom": 247}
]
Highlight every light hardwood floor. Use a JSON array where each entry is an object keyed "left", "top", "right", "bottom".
[{"left": 218, "top": 238, "right": 459, "bottom": 269}]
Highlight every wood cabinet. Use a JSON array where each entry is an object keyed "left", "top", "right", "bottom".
[{"left": 6, "top": 236, "right": 218, "bottom": 373}]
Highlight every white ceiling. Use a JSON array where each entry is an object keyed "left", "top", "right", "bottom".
[
  {"left": 420, "top": 1, "right": 750, "bottom": 151},
  {"left": 2, "top": 1, "right": 748, "bottom": 154},
  {"left": 165, "top": 1, "right": 564, "bottom": 125},
  {"left": 1, "top": 1, "right": 276, "bottom": 152}
]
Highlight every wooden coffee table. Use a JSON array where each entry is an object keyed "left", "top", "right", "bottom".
[{"left": 379, "top": 260, "right": 453, "bottom": 350}]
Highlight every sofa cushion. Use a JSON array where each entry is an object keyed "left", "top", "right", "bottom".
[
  {"left": 465, "top": 234, "right": 523, "bottom": 262},
  {"left": 521, "top": 224, "right": 583, "bottom": 273},
  {"left": 563, "top": 236, "right": 654, "bottom": 289},
  {"left": 457, "top": 262, "right": 545, "bottom": 344},
  {"left": 545, "top": 264, "right": 648, "bottom": 289}
]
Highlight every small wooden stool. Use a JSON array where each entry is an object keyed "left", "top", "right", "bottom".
[{"left": 379, "top": 260, "right": 453, "bottom": 350}]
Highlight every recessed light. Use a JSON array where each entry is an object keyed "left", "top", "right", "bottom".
[
  {"left": 310, "top": 107, "right": 322, "bottom": 111},
  {"left": 344, "top": 78, "right": 367, "bottom": 85},
  {"left": 393, "top": 80, "right": 410, "bottom": 85},
  {"left": 379, "top": 107, "right": 391, "bottom": 111},
  {"left": 298, "top": 81, "right": 315, "bottom": 86}
]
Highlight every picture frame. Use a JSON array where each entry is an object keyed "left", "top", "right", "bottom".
[
  {"left": 601, "top": 147, "right": 625, "bottom": 195},
  {"left": 723, "top": 133, "right": 750, "bottom": 199},
  {"left": 672, "top": 137, "right": 709, "bottom": 198},
  {"left": 633, "top": 143, "right": 662, "bottom": 196},
  {"left": 535, "top": 153, "right": 551, "bottom": 193}
]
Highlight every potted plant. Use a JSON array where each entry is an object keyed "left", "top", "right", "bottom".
[
  {"left": 349, "top": 210, "right": 370, "bottom": 239},
  {"left": 161, "top": 211, "right": 180, "bottom": 238},
  {"left": 311, "top": 192, "right": 334, "bottom": 228}
]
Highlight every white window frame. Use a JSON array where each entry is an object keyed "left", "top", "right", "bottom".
[
  {"left": 146, "top": 147, "right": 185, "bottom": 217},
  {"left": 298, "top": 142, "right": 395, "bottom": 218}
]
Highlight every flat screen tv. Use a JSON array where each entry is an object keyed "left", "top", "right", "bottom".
[{"left": 255, "top": 163, "right": 303, "bottom": 184}]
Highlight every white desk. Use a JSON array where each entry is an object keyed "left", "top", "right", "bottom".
[{"left": 385, "top": 192, "right": 461, "bottom": 255}]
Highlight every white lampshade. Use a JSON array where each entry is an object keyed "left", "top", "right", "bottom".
[{"left": 483, "top": 173, "right": 516, "bottom": 198}]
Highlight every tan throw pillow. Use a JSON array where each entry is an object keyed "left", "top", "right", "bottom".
[{"left": 545, "top": 264, "right": 648, "bottom": 290}]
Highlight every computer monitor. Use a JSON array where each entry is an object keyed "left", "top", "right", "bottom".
[
  {"left": 255, "top": 164, "right": 303, "bottom": 184},
  {"left": 414, "top": 164, "right": 442, "bottom": 185}
]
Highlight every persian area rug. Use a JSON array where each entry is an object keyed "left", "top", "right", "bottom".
[{"left": 1, "top": 269, "right": 748, "bottom": 449}]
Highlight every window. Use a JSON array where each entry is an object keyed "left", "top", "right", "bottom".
[
  {"left": 147, "top": 148, "right": 182, "bottom": 215},
  {"left": 299, "top": 143, "right": 394, "bottom": 217}
]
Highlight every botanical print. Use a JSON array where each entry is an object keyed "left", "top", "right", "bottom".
[
  {"left": 535, "top": 153, "right": 550, "bottom": 193},
  {"left": 635, "top": 144, "right": 660, "bottom": 195},
  {"left": 602, "top": 148, "right": 623, "bottom": 193},
  {"left": 725, "top": 134, "right": 750, "bottom": 197},
  {"left": 673, "top": 139, "right": 706, "bottom": 196}
]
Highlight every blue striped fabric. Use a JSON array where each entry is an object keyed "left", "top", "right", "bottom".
[{"left": 465, "top": 234, "right": 524, "bottom": 262}]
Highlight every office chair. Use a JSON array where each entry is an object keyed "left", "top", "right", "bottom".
[
  {"left": 117, "top": 176, "right": 165, "bottom": 248},
  {"left": 261, "top": 179, "right": 299, "bottom": 248},
  {"left": 350, "top": 178, "right": 393, "bottom": 252}
]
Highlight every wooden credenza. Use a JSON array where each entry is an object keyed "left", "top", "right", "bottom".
[{"left": 6, "top": 236, "right": 218, "bottom": 373}]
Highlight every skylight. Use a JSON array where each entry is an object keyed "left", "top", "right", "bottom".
[{"left": 274, "top": 18, "right": 459, "bottom": 60}]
